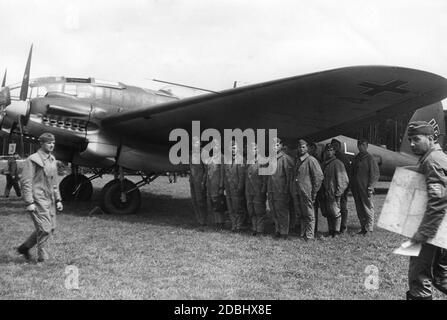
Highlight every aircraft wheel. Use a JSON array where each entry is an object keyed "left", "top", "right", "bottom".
[
  {"left": 99, "top": 179, "right": 119, "bottom": 207},
  {"left": 60, "top": 174, "right": 93, "bottom": 201},
  {"left": 101, "top": 179, "right": 141, "bottom": 215}
]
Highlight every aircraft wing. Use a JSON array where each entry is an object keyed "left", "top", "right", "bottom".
[{"left": 101, "top": 66, "right": 447, "bottom": 144}]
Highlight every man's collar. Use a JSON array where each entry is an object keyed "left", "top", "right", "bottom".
[
  {"left": 324, "top": 156, "right": 336, "bottom": 165},
  {"left": 419, "top": 143, "right": 442, "bottom": 163},
  {"left": 299, "top": 153, "right": 309, "bottom": 162},
  {"left": 37, "top": 149, "right": 53, "bottom": 161}
]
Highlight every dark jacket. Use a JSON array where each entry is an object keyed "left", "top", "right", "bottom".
[
  {"left": 7, "top": 157, "right": 19, "bottom": 179},
  {"left": 351, "top": 151, "right": 380, "bottom": 193}
]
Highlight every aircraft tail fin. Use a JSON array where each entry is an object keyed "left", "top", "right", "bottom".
[{"left": 400, "top": 102, "right": 445, "bottom": 155}]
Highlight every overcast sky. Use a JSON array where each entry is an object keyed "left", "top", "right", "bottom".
[{"left": 1, "top": 0, "right": 446, "bottom": 99}]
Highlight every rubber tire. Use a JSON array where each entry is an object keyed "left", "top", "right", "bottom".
[
  {"left": 59, "top": 174, "right": 93, "bottom": 201},
  {"left": 101, "top": 179, "right": 141, "bottom": 215}
]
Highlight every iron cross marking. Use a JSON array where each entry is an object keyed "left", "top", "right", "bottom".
[{"left": 358, "top": 80, "right": 409, "bottom": 96}]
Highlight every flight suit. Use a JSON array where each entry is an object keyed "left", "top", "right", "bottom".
[
  {"left": 292, "top": 153, "right": 323, "bottom": 239},
  {"left": 267, "top": 151, "right": 294, "bottom": 236},
  {"left": 18, "top": 150, "right": 61, "bottom": 261},
  {"left": 189, "top": 163, "right": 208, "bottom": 226},
  {"left": 407, "top": 144, "right": 447, "bottom": 299},
  {"left": 335, "top": 150, "right": 351, "bottom": 232},
  {"left": 320, "top": 157, "right": 349, "bottom": 235},
  {"left": 310, "top": 150, "right": 323, "bottom": 234},
  {"left": 224, "top": 162, "right": 246, "bottom": 231},
  {"left": 245, "top": 161, "right": 267, "bottom": 233},
  {"left": 4, "top": 157, "right": 21, "bottom": 197},
  {"left": 205, "top": 155, "right": 226, "bottom": 226},
  {"left": 351, "top": 151, "right": 379, "bottom": 232}
]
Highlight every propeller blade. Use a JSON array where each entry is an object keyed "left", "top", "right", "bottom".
[
  {"left": 17, "top": 115, "right": 25, "bottom": 158},
  {"left": 1, "top": 69, "right": 6, "bottom": 87},
  {"left": 19, "top": 44, "right": 33, "bottom": 101}
]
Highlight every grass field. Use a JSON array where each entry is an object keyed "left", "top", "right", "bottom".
[{"left": 0, "top": 174, "right": 445, "bottom": 300}]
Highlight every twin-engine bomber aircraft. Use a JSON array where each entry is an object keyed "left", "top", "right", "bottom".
[{"left": 1, "top": 46, "right": 447, "bottom": 214}]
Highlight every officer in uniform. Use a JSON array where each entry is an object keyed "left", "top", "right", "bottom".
[
  {"left": 3, "top": 152, "right": 21, "bottom": 198},
  {"left": 205, "top": 139, "right": 226, "bottom": 230},
  {"left": 224, "top": 141, "right": 246, "bottom": 232},
  {"left": 292, "top": 139, "right": 323, "bottom": 240},
  {"left": 17, "top": 133, "right": 63, "bottom": 262},
  {"left": 189, "top": 138, "right": 207, "bottom": 228},
  {"left": 351, "top": 138, "right": 380, "bottom": 235},
  {"left": 245, "top": 142, "right": 267, "bottom": 236},
  {"left": 320, "top": 143, "right": 349, "bottom": 237},
  {"left": 405, "top": 121, "right": 447, "bottom": 300},
  {"left": 267, "top": 137, "right": 294, "bottom": 239},
  {"left": 331, "top": 138, "right": 351, "bottom": 233}
]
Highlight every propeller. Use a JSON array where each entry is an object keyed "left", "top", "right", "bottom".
[
  {"left": 2, "top": 45, "right": 33, "bottom": 157},
  {"left": 1, "top": 69, "right": 6, "bottom": 87}
]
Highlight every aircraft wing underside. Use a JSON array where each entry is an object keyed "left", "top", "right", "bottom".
[{"left": 101, "top": 66, "right": 447, "bottom": 145}]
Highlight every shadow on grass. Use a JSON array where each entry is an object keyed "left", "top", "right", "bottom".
[
  {"left": 0, "top": 253, "right": 29, "bottom": 265},
  {"left": 0, "top": 197, "right": 27, "bottom": 216},
  {"left": 60, "top": 188, "right": 200, "bottom": 228}
]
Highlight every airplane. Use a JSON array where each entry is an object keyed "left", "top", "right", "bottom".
[
  {"left": 315, "top": 102, "right": 445, "bottom": 180},
  {"left": 1, "top": 45, "right": 447, "bottom": 214}
]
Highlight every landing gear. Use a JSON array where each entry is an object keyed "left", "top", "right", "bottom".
[
  {"left": 59, "top": 165, "right": 112, "bottom": 202},
  {"left": 100, "top": 179, "right": 141, "bottom": 215},
  {"left": 99, "top": 171, "right": 160, "bottom": 215},
  {"left": 59, "top": 174, "right": 93, "bottom": 201}
]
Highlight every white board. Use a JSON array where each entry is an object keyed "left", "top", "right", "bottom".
[{"left": 378, "top": 167, "right": 447, "bottom": 249}]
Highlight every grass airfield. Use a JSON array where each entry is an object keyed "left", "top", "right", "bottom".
[{"left": 0, "top": 175, "right": 445, "bottom": 300}]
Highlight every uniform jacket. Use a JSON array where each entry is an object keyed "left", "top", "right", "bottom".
[
  {"left": 223, "top": 162, "right": 246, "bottom": 196},
  {"left": 21, "top": 150, "right": 61, "bottom": 230},
  {"left": 415, "top": 144, "right": 447, "bottom": 240},
  {"left": 245, "top": 161, "right": 267, "bottom": 196},
  {"left": 205, "top": 155, "right": 225, "bottom": 195},
  {"left": 189, "top": 163, "right": 207, "bottom": 188},
  {"left": 292, "top": 153, "right": 323, "bottom": 200},
  {"left": 267, "top": 151, "right": 294, "bottom": 194},
  {"left": 322, "top": 156, "right": 349, "bottom": 198},
  {"left": 7, "top": 158, "right": 19, "bottom": 179},
  {"left": 335, "top": 150, "right": 352, "bottom": 177},
  {"left": 351, "top": 151, "right": 380, "bottom": 193}
]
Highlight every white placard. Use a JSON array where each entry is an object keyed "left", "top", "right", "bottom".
[{"left": 378, "top": 167, "right": 447, "bottom": 249}]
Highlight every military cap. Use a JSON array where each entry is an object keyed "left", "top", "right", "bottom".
[
  {"left": 298, "top": 139, "right": 308, "bottom": 146},
  {"left": 38, "top": 132, "right": 56, "bottom": 143},
  {"left": 407, "top": 121, "right": 434, "bottom": 136},
  {"left": 330, "top": 138, "right": 341, "bottom": 146},
  {"left": 357, "top": 138, "right": 369, "bottom": 145}
]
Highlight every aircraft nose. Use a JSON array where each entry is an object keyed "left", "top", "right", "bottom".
[{"left": 5, "top": 100, "right": 30, "bottom": 124}]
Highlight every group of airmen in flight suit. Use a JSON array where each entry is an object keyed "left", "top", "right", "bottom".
[{"left": 189, "top": 135, "right": 380, "bottom": 240}]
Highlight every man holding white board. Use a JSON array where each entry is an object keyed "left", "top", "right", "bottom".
[{"left": 405, "top": 121, "right": 447, "bottom": 300}]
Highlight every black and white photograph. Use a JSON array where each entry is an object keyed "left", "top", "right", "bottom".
[{"left": 1, "top": 0, "right": 447, "bottom": 304}]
